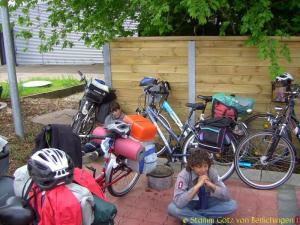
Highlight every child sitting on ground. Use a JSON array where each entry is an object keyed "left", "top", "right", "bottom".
[{"left": 168, "top": 149, "right": 237, "bottom": 225}]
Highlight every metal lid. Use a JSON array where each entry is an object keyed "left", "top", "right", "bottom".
[
  {"left": 22, "top": 80, "right": 52, "bottom": 88},
  {"left": 147, "top": 165, "right": 174, "bottom": 178}
]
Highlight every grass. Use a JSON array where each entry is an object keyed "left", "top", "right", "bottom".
[{"left": 0, "top": 76, "right": 82, "bottom": 99}]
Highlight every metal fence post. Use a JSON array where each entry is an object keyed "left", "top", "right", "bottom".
[
  {"left": 1, "top": 2, "right": 24, "bottom": 138},
  {"left": 103, "top": 43, "right": 112, "bottom": 87},
  {"left": 188, "top": 41, "right": 196, "bottom": 125}
]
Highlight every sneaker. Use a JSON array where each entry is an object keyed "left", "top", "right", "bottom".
[{"left": 82, "top": 151, "right": 99, "bottom": 164}]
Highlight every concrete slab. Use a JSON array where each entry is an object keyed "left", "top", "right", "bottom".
[{"left": 31, "top": 109, "right": 77, "bottom": 125}]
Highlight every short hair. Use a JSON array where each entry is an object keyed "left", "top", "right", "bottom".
[
  {"left": 186, "top": 149, "right": 212, "bottom": 171},
  {"left": 110, "top": 101, "right": 121, "bottom": 112}
]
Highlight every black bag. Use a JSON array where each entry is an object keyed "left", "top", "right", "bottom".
[
  {"left": 195, "top": 118, "right": 234, "bottom": 153},
  {"left": 92, "top": 195, "right": 117, "bottom": 225},
  {"left": 33, "top": 124, "right": 82, "bottom": 168}
]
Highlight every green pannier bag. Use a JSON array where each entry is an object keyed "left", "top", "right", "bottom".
[
  {"left": 212, "top": 93, "right": 255, "bottom": 115},
  {"left": 92, "top": 195, "right": 117, "bottom": 225}
]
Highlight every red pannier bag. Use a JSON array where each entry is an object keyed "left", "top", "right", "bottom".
[{"left": 212, "top": 100, "right": 238, "bottom": 121}]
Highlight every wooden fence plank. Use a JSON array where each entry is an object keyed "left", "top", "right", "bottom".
[
  {"left": 111, "top": 64, "right": 188, "bottom": 74},
  {"left": 112, "top": 56, "right": 187, "bottom": 65},
  {"left": 111, "top": 47, "right": 188, "bottom": 57}
]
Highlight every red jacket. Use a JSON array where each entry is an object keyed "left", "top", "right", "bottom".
[
  {"left": 73, "top": 168, "right": 107, "bottom": 201},
  {"left": 29, "top": 168, "right": 107, "bottom": 225}
]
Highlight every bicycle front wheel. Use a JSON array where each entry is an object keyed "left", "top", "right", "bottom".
[
  {"left": 235, "top": 131, "right": 296, "bottom": 190},
  {"left": 107, "top": 161, "right": 140, "bottom": 197},
  {"left": 182, "top": 133, "right": 236, "bottom": 181}
]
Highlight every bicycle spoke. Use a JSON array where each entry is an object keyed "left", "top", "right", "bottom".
[{"left": 235, "top": 132, "right": 295, "bottom": 189}]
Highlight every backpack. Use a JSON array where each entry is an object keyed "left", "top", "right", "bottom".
[
  {"left": 14, "top": 166, "right": 115, "bottom": 225},
  {"left": 92, "top": 195, "right": 117, "bottom": 225},
  {"left": 195, "top": 118, "right": 234, "bottom": 153}
]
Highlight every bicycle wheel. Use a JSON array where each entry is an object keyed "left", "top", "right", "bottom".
[
  {"left": 150, "top": 114, "right": 171, "bottom": 156},
  {"left": 80, "top": 109, "right": 96, "bottom": 135},
  {"left": 235, "top": 131, "right": 296, "bottom": 190},
  {"left": 244, "top": 113, "right": 275, "bottom": 134},
  {"left": 182, "top": 133, "right": 236, "bottom": 181},
  {"left": 107, "top": 159, "right": 140, "bottom": 197},
  {"left": 71, "top": 113, "right": 84, "bottom": 134},
  {"left": 232, "top": 121, "right": 248, "bottom": 143}
]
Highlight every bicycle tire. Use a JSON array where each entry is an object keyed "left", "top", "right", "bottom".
[
  {"left": 71, "top": 113, "right": 84, "bottom": 134},
  {"left": 107, "top": 162, "right": 140, "bottom": 197},
  {"left": 182, "top": 133, "right": 236, "bottom": 181},
  {"left": 234, "top": 131, "right": 296, "bottom": 190},
  {"left": 80, "top": 109, "right": 96, "bottom": 135}
]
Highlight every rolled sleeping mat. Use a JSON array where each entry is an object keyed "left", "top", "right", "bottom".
[
  {"left": 91, "top": 126, "right": 108, "bottom": 144},
  {"left": 114, "top": 138, "right": 145, "bottom": 161}
]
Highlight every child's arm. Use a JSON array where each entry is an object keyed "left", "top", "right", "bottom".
[
  {"left": 208, "top": 169, "right": 231, "bottom": 201},
  {"left": 173, "top": 172, "right": 206, "bottom": 208}
]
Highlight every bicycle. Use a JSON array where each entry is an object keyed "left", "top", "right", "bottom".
[
  {"left": 136, "top": 81, "right": 238, "bottom": 181},
  {"left": 80, "top": 127, "right": 140, "bottom": 197},
  {"left": 71, "top": 71, "right": 116, "bottom": 135},
  {"left": 234, "top": 87, "right": 300, "bottom": 189}
]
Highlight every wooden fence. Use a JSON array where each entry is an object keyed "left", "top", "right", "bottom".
[{"left": 108, "top": 36, "right": 300, "bottom": 120}]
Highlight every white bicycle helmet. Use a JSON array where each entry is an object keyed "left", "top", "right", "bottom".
[
  {"left": 276, "top": 72, "right": 294, "bottom": 82},
  {"left": 27, "top": 148, "right": 74, "bottom": 190},
  {"left": 106, "top": 121, "right": 130, "bottom": 137}
]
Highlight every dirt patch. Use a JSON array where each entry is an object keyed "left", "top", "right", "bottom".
[{"left": 0, "top": 96, "right": 80, "bottom": 174}]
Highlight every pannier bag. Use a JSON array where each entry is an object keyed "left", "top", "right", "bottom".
[
  {"left": 86, "top": 79, "right": 110, "bottom": 104},
  {"left": 92, "top": 195, "right": 117, "bottom": 225},
  {"left": 126, "top": 142, "right": 157, "bottom": 174},
  {"left": 212, "top": 93, "right": 255, "bottom": 116},
  {"left": 123, "top": 115, "right": 157, "bottom": 141},
  {"left": 272, "top": 79, "right": 291, "bottom": 103},
  {"left": 195, "top": 118, "right": 233, "bottom": 153},
  {"left": 212, "top": 100, "right": 237, "bottom": 120}
]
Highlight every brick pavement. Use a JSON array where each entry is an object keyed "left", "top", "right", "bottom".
[{"left": 86, "top": 160, "right": 300, "bottom": 225}]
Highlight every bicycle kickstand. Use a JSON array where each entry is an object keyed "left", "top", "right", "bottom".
[{"left": 85, "top": 165, "right": 97, "bottom": 178}]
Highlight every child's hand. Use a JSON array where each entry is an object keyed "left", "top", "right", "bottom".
[
  {"left": 196, "top": 175, "right": 209, "bottom": 188},
  {"left": 204, "top": 179, "right": 216, "bottom": 192}
]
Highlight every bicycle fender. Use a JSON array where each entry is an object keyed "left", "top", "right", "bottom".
[{"left": 104, "top": 156, "right": 118, "bottom": 184}]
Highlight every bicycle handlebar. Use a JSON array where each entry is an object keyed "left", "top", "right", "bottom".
[{"left": 79, "top": 134, "right": 108, "bottom": 140}]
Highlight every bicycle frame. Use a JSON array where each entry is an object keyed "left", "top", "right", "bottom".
[
  {"left": 161, "top": 101, "right": 184, "bottom": 131},
  {"left": 265, "top": 94, "right": 300, "bottom": 160},
  {"left": 146, "top": 105, "right": 197, "bottom": 157},
  {"left": 92, "top": 149, "right": 132, "bottom": 192}
]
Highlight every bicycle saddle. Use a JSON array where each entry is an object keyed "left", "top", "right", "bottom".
[
  {"left": 185, "top": 103, "right": 205, "bottom": 111},
  {"left": 197, "top": 95, "right": 212, "bottom": 102},
  {"left": 0, "top": 196, "right": 34, "bottom": 225},
  {"left": 139, "top": 77, "right": 157, "bottom": 87}
]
